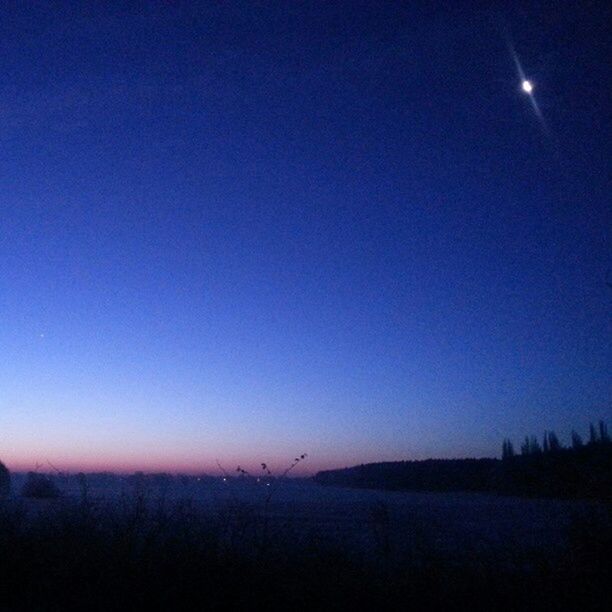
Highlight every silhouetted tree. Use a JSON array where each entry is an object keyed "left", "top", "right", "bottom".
[
  {"left": 529, "top": 436, "right": 542, "bottom": 455},
  {"left": 521, "top": 436, "right": 531, "bottom": 456},
  {"left": 502, "top": 439, "right": 515, "bottom": 460},
  {"left": 598, "top": 420, "right": 610, "bottom": 444},
  {"left": 589, "top": 423, "right": 598, "bottom": 445},
  {"left": 543, "top": 432, "right": 550, "bottom": 453},
  {"left": 0, "top": 461, "right": 9, "bottom": 498},
  {"left": 548, "top": 431, "right": 561, "bottom": 452},
  {"left": 571, "top": 430, "right": 583, "bottom": 449},
  {"left": 77, "top": 472, "right": 89, "bottom": 505}
]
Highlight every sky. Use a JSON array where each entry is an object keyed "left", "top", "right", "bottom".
[{"left": 1, "top": 1, "right": 610, "bottom": 475}]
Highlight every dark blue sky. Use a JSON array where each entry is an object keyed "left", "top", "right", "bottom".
[{"left": 1, "top": 2, "right": 610, "bottom": 473}]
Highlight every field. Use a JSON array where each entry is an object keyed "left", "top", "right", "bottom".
[
  {"left": 1, "top": 475, "right": 610, "bottom": 610},
  {"left": 16, "top": 477, "right": 599, "bottom": 559}
]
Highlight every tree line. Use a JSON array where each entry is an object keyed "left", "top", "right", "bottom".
[
  {"left": 496, "top": 420, "right": 611, "bottom": 499},
  {"left": 502, "top": 420, "right": 610, "bottom": 459},
  {"left": 315, "top": 421, "right": 611, "bottom": 500}
]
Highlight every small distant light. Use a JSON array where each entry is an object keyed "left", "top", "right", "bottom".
[
  {"left": 521, "top": 80, "right": 533, "bottom": 94},
  {"left": 222, "top": 477, "right": 227, "bottom": 482}
]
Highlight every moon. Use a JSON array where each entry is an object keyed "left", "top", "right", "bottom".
[{"left": 521, "top": 79, "right": 533, "bottom": 94}]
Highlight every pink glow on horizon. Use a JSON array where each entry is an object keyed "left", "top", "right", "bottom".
[
  {"left": 1, "top": 434, "right": 404, "bottom": 476},
  {"left": 1, "top": 443, "right": 496, "bottom": 476},
  {"left": 1, "top": 452, "right": 336, "bottom": 476}
]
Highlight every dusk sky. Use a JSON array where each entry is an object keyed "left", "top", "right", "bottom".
[{"left": 1, "top": 2, "right": 610, "bottom": 474}]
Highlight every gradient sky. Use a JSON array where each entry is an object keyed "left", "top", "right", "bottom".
[{"left": 1, "top": 2, "right": 610, "bottom": 474}]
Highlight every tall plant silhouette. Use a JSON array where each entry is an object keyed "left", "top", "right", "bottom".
[{"left": 218, "top": 454, "right": 308, "bottom": 553}]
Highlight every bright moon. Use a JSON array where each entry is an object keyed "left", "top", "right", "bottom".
[{"left": 521, "top": 79, "right": 533, "bottom": 94}]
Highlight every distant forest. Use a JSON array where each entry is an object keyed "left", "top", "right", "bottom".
[{"left": 315, "top": 421, "right": 612, "bottom": 500}]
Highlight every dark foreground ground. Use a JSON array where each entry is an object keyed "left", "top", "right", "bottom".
[{"left": 0, "top": 483, "right": 610, "bottom": 611}]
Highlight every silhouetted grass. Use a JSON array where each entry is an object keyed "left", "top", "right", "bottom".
[{"left": 0, "top": 493, "right": 609, "bottom": 611}]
